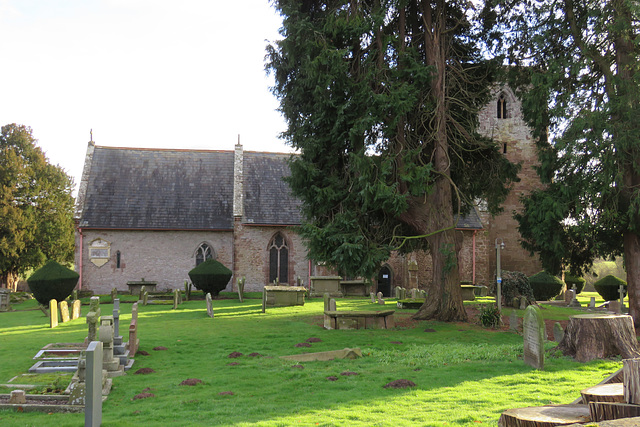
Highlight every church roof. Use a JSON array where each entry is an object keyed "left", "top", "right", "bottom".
[
  {"left": 243, "top": 152, "right": 302, "bottom": 226},
  {"left": 79, "top": 146, "right": 235, "bottom": 230},
  {"left": 454, "top": 208, "right": 484, "bottom": 230}
]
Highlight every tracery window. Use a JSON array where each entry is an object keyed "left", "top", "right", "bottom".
[
  {"left": 268, "top": 233, "right": 289, "bottom": 284},
  {"left": 497, "top": 94, "right": 508, "bottom": 119},
  {"left": 195, "top": 243, "right": 214, "bottom": 266}
]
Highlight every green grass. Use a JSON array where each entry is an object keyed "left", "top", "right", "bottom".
[{"left": 0, "top": 296, "right": 622, "bottom": 426}]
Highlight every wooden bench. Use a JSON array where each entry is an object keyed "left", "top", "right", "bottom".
[{"left": 324, "top": 310, "right": 395, "bottom": 330}]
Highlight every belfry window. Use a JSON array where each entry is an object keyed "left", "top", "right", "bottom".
[
  {"left": 195, "top": 243, "right": 214, "bottom": 266},
  {"left": 497, "top": 94, "right": 507, "bottom": 119},
  {"left": 269, "top": 233, "right": 289, "bottom": 284}
]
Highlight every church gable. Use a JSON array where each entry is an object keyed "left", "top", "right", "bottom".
[{"left": 79, "top": 146, "right": 234, "bottom": 230}]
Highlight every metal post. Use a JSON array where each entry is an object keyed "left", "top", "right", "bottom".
[{"left": 495, "top": 238, "right": 504, "bottom": 313}]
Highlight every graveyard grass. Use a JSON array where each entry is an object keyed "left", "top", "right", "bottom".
[{"left": 0, "top": 292, "right": 622, "bottom": 426}]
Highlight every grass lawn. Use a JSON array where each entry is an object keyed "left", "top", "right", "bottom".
[{"left": 0, "top": 294, "right": 623, "bottom": 426}]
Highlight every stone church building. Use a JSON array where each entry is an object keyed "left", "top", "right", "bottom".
[{"left": 73, "top": 88, "right": 542, "bottom": 296}]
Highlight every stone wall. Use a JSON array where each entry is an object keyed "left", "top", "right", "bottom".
[{"left": 75, "top": 229, "right": 234, "bottom": 294}]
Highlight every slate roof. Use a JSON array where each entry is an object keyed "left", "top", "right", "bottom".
[
  {"left": 243, "top": 152, "right": 302, "bottom": 226},
  {"left": 454, "top": 207, "right": 484, "bottom": 230},
  {"left": 79, "top": 147, "right": 235, "bottom": 230}
]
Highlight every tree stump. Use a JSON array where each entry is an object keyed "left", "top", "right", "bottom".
[
  {"left": 580, "top": 383, "right": 624, "bottom": 404},
  {"left": 588, "top": 402, "right": 640, "bottom": 421},
  {"left": 556, "top": 314, "right": 640, "bottom": 362},
  {"left": 624, "top": 358, "right": 640, "bottom": 404},
  {"left": 498, "top": 404, "right": 591, "bottom": 427}
]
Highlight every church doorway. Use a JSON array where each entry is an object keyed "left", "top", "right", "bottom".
[{"left": 377, "top": 265, "right": 392, "bottom": 297}]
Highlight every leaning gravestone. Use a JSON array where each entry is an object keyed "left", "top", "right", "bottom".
[
  {"left": 206, "top": 293, "right": 213, "bottom": 318},
  {"left": 523, "top": 305, "right": 545, "bottom": 370},
  {"left": 72, "top": 299, "right": 81, "bottom": 319},
  {"left": 50, "top": 299, "right": 59, "bottom": 328},
  {"left": 60, "top": 300, "right": 70, "bottom": 323},
  {"left": 370, "top": 292, "right": 376, "bottom": 303}
]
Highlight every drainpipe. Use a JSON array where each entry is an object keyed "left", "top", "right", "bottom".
[
  {"left": 472, "top": 230, "right": 477, "bottom": 285},
  {"left": 78, "top": 228, "right": 83, "bottom": 290}
]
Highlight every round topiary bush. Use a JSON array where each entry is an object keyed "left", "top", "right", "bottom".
[
  {"left": 593, "top": 275, "right": 627, "bottom": 301},
  {"left": 27, "top": 260, "right": 79, "bottom": 305},
  {"left": 564, "top": 273, "right": 586, "bottom": 294},
  {"left": 501, "top": 271, "right": 536, "bottom": 305},
  {"left": 528, "top": 271, "right": 564, "bottom": 301},
  {"left": 188, "top": 259, "right": 232, "bottom": 296}
]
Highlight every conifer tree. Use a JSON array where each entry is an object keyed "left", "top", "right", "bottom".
[{"left": 267, "top": 0, "right": 519, "bottom": 321}]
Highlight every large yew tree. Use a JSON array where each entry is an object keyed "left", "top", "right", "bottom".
[
  {"left": 496, "top": 0, "right": 640, "bottom": 324},
  {"left": 267, "top": 0, "right": 519, "bottom": 321},
  {"left": 0, "top": 124, "right": 75, "bottom": 290}
]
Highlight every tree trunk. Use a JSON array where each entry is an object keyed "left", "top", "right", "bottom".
[
  {"left": 625, "top": 232, "right": 640, "bottom": 329},
  {"left": 588, "top": 402, "right": 640, "bottom": 422},
  {"left": 580, "top": 383, "right": 624, "bottom": 405},
  {"left": 624, "top": 358, "right": 640, "bottom": 405},
  {"left": 556, "top": 314, "right": 640, "bottom": 362},
  {"left": 498, "top": 404, "right": 591, "bottom": 427}
]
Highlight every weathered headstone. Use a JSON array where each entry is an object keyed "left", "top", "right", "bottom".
[
  {"left": 394, "top": 287, "right": 401, "bottom": 299},
  {"left": 184, "top": 281, "right": 191, "bottom": 301},
  {"left": 565, "top": 289, "right": 575, "bottom": 304},
  {"left": 523, "top": 305, "right": 545, "bottom": 369},
  {"left": 420, "top": 290, "right": 427, "bottom": 299},
  {"left": 237, "top": 276, "right": 245, "bottom": 303},
  {"left": 589, "top": 297, "right": 596, "bottom": 308},
  {"left": 85, "top": 340, "right": 103, "bottom": 427},
  {"left": 72, "top": 299, "right": 81, "bottom": 319},
  {"left": 112, "top": 299, "right": 121, "bottom": 338},
  {"left": 0, "top": 288, "right": 11, "bottom": 312},
  {"left": 329, "top": 298, "right": 337, "bottom": 312},
  {"left": 411, "top": 288, "right": 418, "bottom": 299},
  {"left": 370, "top": 292, "right": 376, "bottom": 303},
  {"left": 519, "top": 297, "right": 528, "bottom": 310},
  {"left": 206, "top": 293, "right": 214, "bottom": 318},
  {"left": 111, "top": 287, "right": 117, "bottom": 303},
  {"left": 50, "top": 299, "right": 59, "bottom": 328},
  {"left": 323, "top": 293, "right": 330, "bottom": 311},
  {"left": 99, "top": 315, "right": 124, "bottom": 377},
  {"left": 60, "top": 300, "right": 70, "bottom": 323},
  {"left": 173, "top": 289, "right": 179, "bottom": 309},
  {"left": 128, "top": 303, "right": 139, "bottom": 356},
  {"left": 139, "top": 285, "right": 146, "bottom": 301},
  {"left": 509, "top": 310, "right": 518, "bottom": 332},
  {"left": 399, "top": 287, "right": 406, "bottom": 300},
  {"left": 142, "top": 291, "right": 148, "bottom": 306},
  {"left": 86, "top": 297, "right": 101, "bottom": 342},
  {"left": 377, "top": 292, "right": 385, "bottom": 305},
  {"left": 9, "top": 389, "right": 26, "bottom": 404},
  {"left": 553, "top": 322, "right": 564, "bottom": 342},
  {"left": 569, "top": 285, "right": 582, "bottom": 308},
  {"left": 72, "top": 289, "right": 78, "bottom": 301},
  {"left": 261, "top": 288, "right": 266, "bottom": 313}
]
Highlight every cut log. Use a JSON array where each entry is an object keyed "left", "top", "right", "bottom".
[
  {"left": 498, "top": 404, "right": 591, "bottom": 427},
  {"left": 556, "top": 314, "right": 640, "bottom": 363},
  {"left": 589, "top": 401, "right": 640, "bottom": 421},
  {"left": 572, "top": 368, "right": 624, "bottom": 404},
  {"left": 624, "top": 358, "right": 640, "bottom": 404},
  {"left": 565, "top": 416, "right": 640, "bottom": 426},
  {"left": 581, "top": 383, "right": 624, "bottom": 404}
]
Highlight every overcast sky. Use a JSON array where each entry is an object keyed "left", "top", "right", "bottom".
[{"left": 0, "top": 0, "right": 290, "bottom": 194}]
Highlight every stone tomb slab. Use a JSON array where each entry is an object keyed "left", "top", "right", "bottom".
[{"left": 280, "top": 348, "right": 363, "bottom": 362}]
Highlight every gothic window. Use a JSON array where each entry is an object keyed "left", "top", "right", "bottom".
[
  {"left": 497, "top": 94, "right": 507, "bottom": 119},
  {"left": 195, "top": 243, "right": 214, "bottom": 266},
  {"left": 268, "top": 233, "right": 289, "bottom": 284},
  {"left": 116, "top": 250, "right": 121, "bottom": 269}
]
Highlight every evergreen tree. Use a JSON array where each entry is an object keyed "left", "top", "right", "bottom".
[
  {"left": 267, "top": 0, "right": 519, "bottom": 321},
  {"left": 495, "top": 0, "right": 640, "bottom": 324},
  {"left": 0, "top": 124, "right": 75, "bottom": 290}
]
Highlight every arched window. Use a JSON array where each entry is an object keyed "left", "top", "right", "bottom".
[
  {"left": 497, "top": 94, "right": 507, "bottom": 119},
  {"left": 116, "top": 250, "right": 121, "bottom": 269},
  {"left": 195, "top": 243, "right": 214, "bottom": 266},
  {"left": 268, "top": 233, "right": 289, "bottom": 284}
]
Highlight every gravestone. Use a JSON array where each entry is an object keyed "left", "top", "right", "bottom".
[
  {"left": 323, "top": 293, "right": 330, "bottom": 311},
  {"left": 173, "top": 289, "right": 179, "bottom": 309},
  {"left": 86, "top": 297, "right": 101, "bottom": 342},
  {"left": 377, "top": 292, "right": 385, "bottom": 305},
  {"left": 589, "top": 297, "right": 596, "bottom": 308},
  {"left": 128, "top": 302, "right": 139, "bottom": 356},
  {"left": 553, "top": 322, "right": 564, "bottom": 342},
  {"left": 142, "top": 291, "right": 148, "bottom": 306},
  {"left": 99, "top": 315, "right": 124, "bottom": 377},
  {"left": 139, "top": 285, "right": 146, "bottom": 301},
  {"left": 261, "top": 288, "right": 266, "bottom": 313},
  {"left": 329, "top": 298, "right": 337, "bottom": 312},
  {"left": 237, "top": 276, "right": 245, "bottom": 303},
  {"left": 411, "top": 288, "right": 418, "bottom": 299},
  {"left": 569, "top": 285, "right": 582, "bottom": 308},
  {"left": 72, "top": 299, "right": 81, "bottom": 319},
  {"left": 399, "top": 287, "right": 406, "bottom": 300},
  {"left": 9, "top": 390, "right": 26, "bottom": 404},
  {"left": 50, "top": 299, "right": 59, "bottom": 328},
  {"left": 112, "top": 298, "right": 129, "bottom": 367},
  {"left": 523, "top": 305, "right": 545, "bottom": 370},
  {"left": 206, "top": 293, "right": 213, "bottom": 318},
  {"left": 111, "top": 287, "right": 117, "bottom": 303},
  {"left": 509, "top": 310, "right": 518, "bottom": 332},
  {"left": 184, "top": 281, "right": 191, "bottom": 301},
  {"left": 60, "top": 300, "right": 70, "bottom": 323},
  {"left": 0, "top": 288, "right": 10, "bottom": 312},
  {"left": 85, "top": 341, "right": 104, "bottom": 427},
  {"left": 72, "top": 289, "right": 78, "bottom": 301},
  {"left": 394, "top": 287, "right": 401, "bottom": 299},
  {"left": 565, "top": 289, "right": 575, "bottom": 304},
  {"left": 370, "top": 292, "right": 375, "bottom": 303},
  {"left": 420, "top": 290, "right": 427, "bottom": 299},
  {"left": 519, "top": 297, "right": 527, "bottom": 310}
]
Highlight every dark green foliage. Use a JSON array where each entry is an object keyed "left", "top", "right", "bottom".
[
  {"left": 0, "top": 124, "right": 75, "bottom": 289},
  {"left": 27, "top": 260, "right": 79, "bottom": 305},
  {"left": 501, "top": 271, "right": 535, "bottom": 305},
  {"left": 563, "top": 273, "right": 586, "bottom": 294},
  {"left": 477, "top": 304, "right": 502, "bottom": 328},
  {"left": 528, "top": 271, "right": 564, "bottom": 301},
  {"left": 188, "top": 260, "right": 232, "bottom": 296},
  {"left": 593, "top": 275, "right": 627, "bottom": 302}
]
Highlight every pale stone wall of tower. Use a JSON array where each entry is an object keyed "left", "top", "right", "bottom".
[{"left": 478, "top": 87, "right": 543, "bottom": 280}]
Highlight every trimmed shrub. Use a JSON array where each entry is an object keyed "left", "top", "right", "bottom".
[
  {"left": 564, "top": 273, "right": 586, "bottom": 294},
  {"left": 27, "top": 260, "right": 79, "bottom": 305},
  {"left": 188, "top": 259, "right": 232, "bottom": 296},
  {"left": 501, "top": 271, "right": 536, "bottom": 305},
  {"left": 528, "top": 271, "right": 564, "bottom": 301},
  {"left": 593, "top": 275, "right": 627, "bottom": 301}
]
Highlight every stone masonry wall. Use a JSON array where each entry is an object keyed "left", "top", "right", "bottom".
[{"left": 75, "top": 229, "right": 234, "bottom": 295}]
